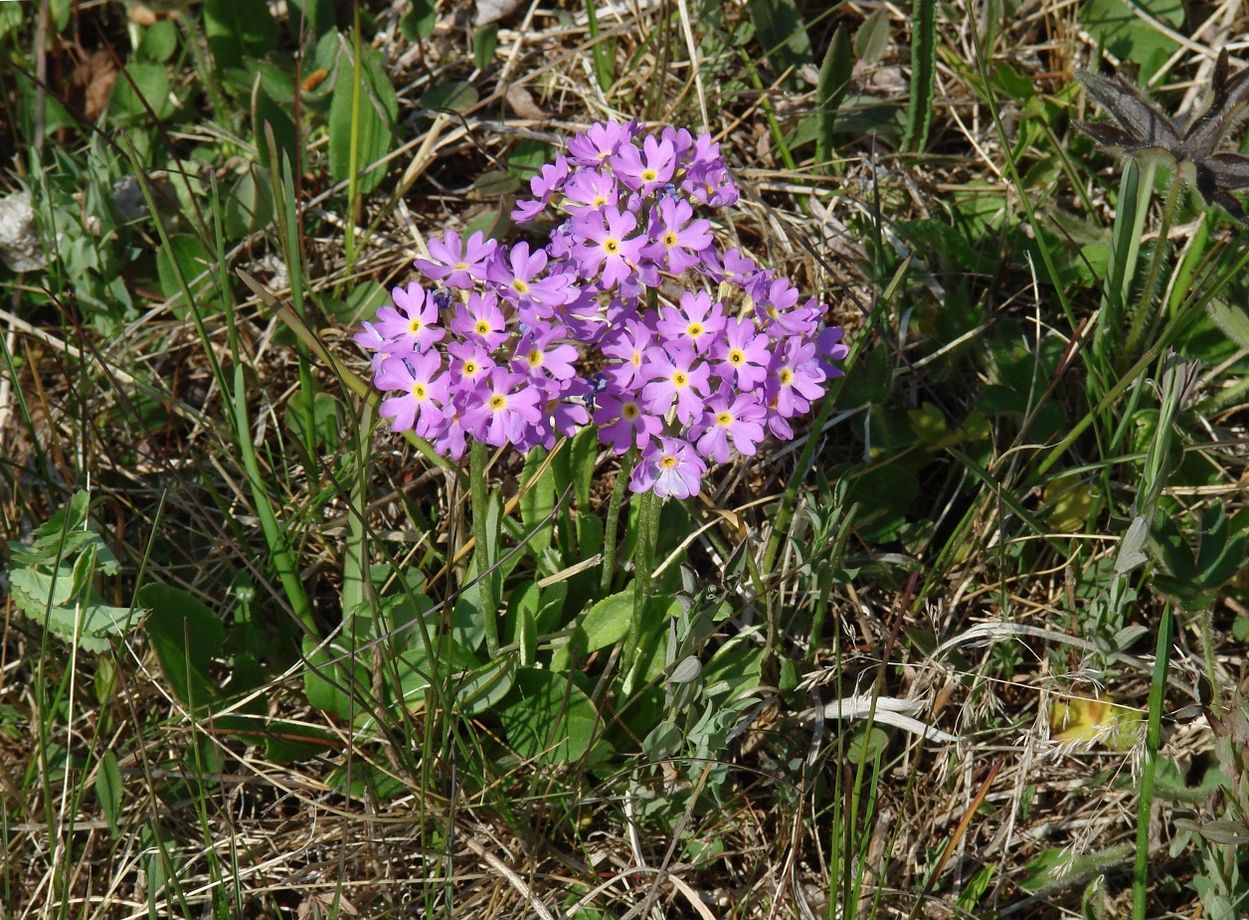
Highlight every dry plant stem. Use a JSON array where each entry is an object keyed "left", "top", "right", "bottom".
[
  {"left": 600, "top": 449, "right": 635, "bottom": 593},
  {"left": 1125, "top": 171, "right": 1184, "bottom": 362},
  {"left": 469, "top": 441, "right": 499, "bottom": 656},
  {"left": 1134, "top": 604, "right": 1173, "bottom": 920}
]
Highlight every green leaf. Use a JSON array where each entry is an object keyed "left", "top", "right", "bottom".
[
  {"left": 95, "top": 750, "right": 123, "bottom": 834},
  {"left": 1206, "top": 299, "right": 1249, "bottom": 349},
  {"left": 854, "top": 9, "right": 891, "bottom": 64},
  {"left": 204, "top": 0, "right": 278, "bottom": 72},
  {"left": 108, "top": 62, "right": 172, "bottom": 121},
  {"left": 578, "top": 590, "right": 633, "bottom": 652},
  {"left": 1081, "top": 0, "right": 1183, "bottom": 80},
  {"left": 747, "top": 0, "right": 813, "bottom": 84},
  {"left": 211, "top": 714, "right": 335, "bottom": 763},
  {"left": 499, "top": 669, "right": 597, "bottom": 765},
  {"left": 903, "top": 0, "right": 936, "bottom": 152},
  {"left": 155, "top": 235, "right": 213, "bottom": 302},
  {"left": 420, "top": 81, "right": 478, "bottom": 113},
  {"left": 569, "top": 426, "right": 598, "bottom": 509},
  {"left": 456, "top": 657, "right": 515, "bottom": 716},
  {"left": 138, "top": 20, "right": 178, "bottom": 63},
  {"left": 815, "top": 25, "right": 852, "bottom": 166},
  {"left": 254, "top": 81, "right": 297, "bottom": 178},
  {"left": 520, "top": 447, "right": 555, "bottom": 558},
  {"left": 11, "top": 568, "right": 136, "bottom": 653},
  {"left": 400, "top": 0, "right": 436, "bottom": 41},
  {"left": 223, "top": 166, "right": 274, "bottom": 240},
  {"left": 473, "top": 23, "right": 498, "bottom": 71},
  {"left": 139, "top": 583, "right": 224, "bottom": 711},
  {"left": 328, "top": 40, "right": 399, "bottom": 195}
]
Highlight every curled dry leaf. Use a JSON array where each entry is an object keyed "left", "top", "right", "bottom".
[{"left": 506, "top": 83, "right": 546, "bottom": 121}]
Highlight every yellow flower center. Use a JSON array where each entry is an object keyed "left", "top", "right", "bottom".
[
  {"left": 453, "top": 261, "right": 469, "bottom": 270},
  {"left": 463, "top": 360, "right": 478, "bottom": 376},
  {"left": 512, "top": 279, "right": 530, "bottom": 294},
  {"left": 631, "top": 351, "right": 641, "bottom": 367},
  {"left": 687, "top": 322, "right": 703, "bottom": 338},
  {"left": 622, "top": 402, "right": 639, "bottom": 419},
  {"left": 592, "top": 195, "right": 607, "bottom": 207},
  {"left": 766, "top": 306, "right": 779, "bottom": 319},
  {"left": 603, "top": 238, "right": 620, "bottom": 255},
  {"left": 412, "top": 383, "right": 428, "bottom": 399},
  {"left": 527, "top": 349, "right": 543, "bottom": 367},
  {"left": 778, "top": 368, "right": 793, "bottom": 385},
  {"left": 659, "top": 454, "right": 678, "bottom": 469},
  {"left": 729, "top": 349, "right": 745, "bottom": 366},
  {"left": 488, "top": 394, "right": 507, "bottom": 411},
  {"left": 641, "top": 169, "right": 658, "bottom": 182},
  {"left": 715, "top": 411, "right": 733, "bottom": 427},
  {"left": 663, "top": 231, "right": 678, "bottom": 248},
  {"left": 408, "top": 318, "right": 423, "bottom": 334},
  {"left": 673, "top": 371, "right": 689, "bottom": 387},
  {"left": 475, "top": 319, "right": 491, "bottom": 335}
]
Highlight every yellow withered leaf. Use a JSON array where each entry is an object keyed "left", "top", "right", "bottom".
[{"left": 1049, "top": 694, "right": 1142, "bottom": 751}]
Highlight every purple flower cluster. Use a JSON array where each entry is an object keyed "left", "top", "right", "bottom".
[{"left": 355, "top": 121, "right": 848, "bottom": 499}]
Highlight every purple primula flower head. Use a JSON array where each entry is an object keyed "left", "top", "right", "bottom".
[
  {"left": 450, "top": 290, "right": 510, "bottom": 351},
  {"left": 766, "top": 339, "right": 827, "bottom": 418},
  {"left": 640, "top": 344, "right": 712, "bottom": 425},
  {"left": 446, "top": 340, "right": 496, "bottom": 392},
  {"left": 643, "top": 198, "right": 713, "bottom": 275},
  {"left": 512, "top": 155, "right": 570, "bottom": 222},
  {"left": 487, "top": 241, "right": 572, "bottom": 318},
  {"left": 414, "top": 230, "right": 497, "bottom": 289},
  {"left": 376, "top": 351, "right": 447, "bottom": 436},
  {"left": 462, "top": 368, "right": 544, "bottom": 447},
  {"left": 512, "top": 322, "right": 579, "bottom": 383},
  {"left": 372, "top": 281, "right": 446, "bottom": 353},
  {"left": 630, "top": 437, "right": 706, "bottom": 499},
  {"left": 654, "top": 291, "right": 724, "bottom": 354},
  {"left": 692, "top": 385, "right": 767, "bottom": 464},
  {"left": 817, "top": 325, "right": 850, "bottom": 375},
  {"left": 567, "top": 120, "right": 634, "bottom": 166},
  {"left": 562, "top": 169, "right": 618, "bottom": 216},
  {"left": 612, "top": 135, "right": 677, "bottom": 194},
  {"left": 355, "top": 119, "right": 848, "bottom": 494},
  {"left": 594, "top": 389, "right": 663, "bottom": 453},
  {"left": 601, "top": 318, "right": 654, "bottom": 388},
  {"left": 353, "top": 320, "right": 391, "bottom": 374},
  {"left": 712, "top": 317, "right": 770, "bottom": 389},
  {"left": 570, "top": 206, "right": 645, "bottom": 288}
]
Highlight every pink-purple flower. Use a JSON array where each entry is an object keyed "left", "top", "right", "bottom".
[{"left": 354, "top": 118, "right": 848, "bottom": 500}]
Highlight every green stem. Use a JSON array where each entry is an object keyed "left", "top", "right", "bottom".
[
  {"left": 600, "top": 449, "right": 635, "bottom": 593},
  {"left": 469, "top": 442, "right": 498, "bottom": 657},
  {"left": 1125, "top": 172, "right": 1183, "bottom": 363},
  {"left": 1133, "top": 603, "right": 1172, "bottom": 920},
  {"left": 624, "top": 490, "right": 658, "bottom": 692}
]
